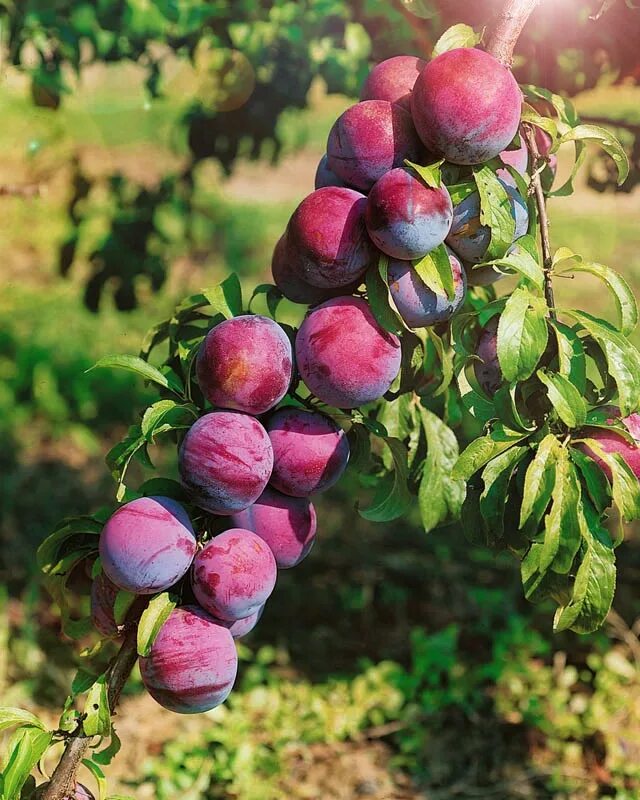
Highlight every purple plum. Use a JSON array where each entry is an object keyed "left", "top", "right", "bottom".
[
  {"left": 315, "top": 154, "right": 349, "bottom": 189},
  {"left": 327, "top": 100, "right": 422, "bottom": 191},
  {"left": 411, "top": 48, "right": 522, "bottom": 165},
  {"left": 266, "top": 407, "right": 350, "bottom": 497},
  {"left": 139, "top": 605, "right": 238, "bottom": 714},
  {"left": 99, "top": 497, "right": 196, "bottom": 595},
  {"left": 196, "top": 315, "right": 292, "bottom": 415},
  {"left": 360, "top": 55, "right": 426, "bottom": 110},
  {"left": 578, "top": 411, "right": 640, "bottom": 481},
  {"left": 179, "top": 412, "right": 273, "bottom": 515},
  {"left": 365, "top": 167, "right": 453, "bottom": 260},
  {"left": 231, "top": 486, "right": 317, "bottom": 569},
  {"left": 213, "top": 605, "right": 264, "bottom": 639},
  {"left": 295, "top": 296, "right": 402, "bottom": 408},
  {"left": 192, "top": 528, "right": 277, "bottom": 621},
  {"left": 499, "top": 140, "right": 528, "bottom": 176},
  {"left": 474, "top": 316, "right": 502, "bottom": 395}
]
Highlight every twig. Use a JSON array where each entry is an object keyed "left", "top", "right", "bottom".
[
  {"left": 486, "top": 0, "right": 541, "bottom": 66},
  {"left": 0, "top": 183, "right": 42, "bottom": 198}
]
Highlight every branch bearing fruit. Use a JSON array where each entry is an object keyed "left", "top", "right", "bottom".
[
  {"left": 99, "top": 497, "right": 196, "bottom": 594},
  {"left": 196, "top": 314, "right": 292, "bottom": 415},
  {"left": 192, "top": 528, "right": 277, "bottom": 621},
  {"left": 360, "top": 55, "right": 426, "bottom": 111},
  {"left": 231, "top": 486, "right": 317, "bottom": 569},
  {"left": 139, "top": 605, "right": 238, "bottom": 713},
  {"left": 411, "top": 48, "right": 522, "bottom": 165},
  {"left": 179, "top": 412, "right": 273, "bottom": 515},
  {"left": 36, "top": 783, "right": 95, "bottom": 799},
  {"left": 266, "top": 407, "right": 350, "bottom": 497},
  {"left": 295, "top": 296, "right": 402, "bottom": 408}
]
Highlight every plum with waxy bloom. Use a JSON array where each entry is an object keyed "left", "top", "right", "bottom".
[{"left": 360, "top": 55, "right": 426, "bottom": 110}]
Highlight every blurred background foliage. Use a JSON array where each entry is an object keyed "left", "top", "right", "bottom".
[{"left": 1, "top": 0, "right": 640, "bottom": 797}]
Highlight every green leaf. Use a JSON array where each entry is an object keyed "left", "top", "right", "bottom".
[
  {"left": 412, "top": 243, "right": 454, "bottom": 300},
  {"left": 452, "top": 427, "right": 528, "bottom": 481},
  {"left": 71, "top": 669, "right": 99, "bottom": 697},
  {"left": 140, "top": 400, "right": 198, "bottom": 442},
  {"left": 1, "top": 727, "right": 52, "bottom": 800},
  {"left": 482, "top": 234, "right": 544, "bottom": 291},
  {"left": 521, "top": 84, "right": 579, "bottom": 127},
  {"left": 583, "top": 438, "right": 640, "bottom": 522},
  {"left": 404, "top": 158, "right": 445, "bottom": 188},
  {"left": 105, "top": 425, "right": 148, "bottom": 503},
  {"left": 569, "top": 447, "right": 611, "bottom": 515},
  {"left": 346, "top": 423, "right": 371, "bottom": 473},
  {"left": 0, "top": 709, "right": 45, "bottom": 734},
  {"left": 432, "top": 23, "right": 483, "bottom": 57},
  {"left": 81, "top": 758, "right": 107, "bottom": 799},
  {"left": 519, "top": 434, "right": 559, "bottom": 529},
  {"left": 358, "top": 437, "right": 413, "bottom": 522},
  {"left": 417, "top": 407, "right": 465, "bottom": 532},
  {"left": 479, "top": 445, "right": 529, "bottom": 541},
  {"left": 550, "top": 320, "right": 586, "bottom": 393},
  {"left": 447, "top": 181, "right": 476, "bottom": 205},
  {"left": 365, "top": 255, "right": 406, "bottom": 335},
  {"left": 137, "top": 592, "right": 177, "bottom": 657},
  {"left": 83, "top": 675, "right": 111, "bottom": 737},
  {"left": 88, "top": 355, "right": 184, "bottom": 396},
  {"left": 497, "top": 288, "right": 549, "bottom": 382},
  {"left": 540, "top": 450, "right": 582, "bottom": 575},
  {"left": 113, "top": 591, "right": 137, "bottom": 626},
  {"left": 558, "top": 123, "right": 629, "bottom": 186},
  {"left": 201, "top": 273, "right": 243, "bottom": 318},
  {"left": 93, "top": 727, "right": 122, "bottom": 766},
  {"left": 472, "top": 165, "right": 516, "bottom": 260},
  {"left": 537, "top": 370, "right": 587, "bottom": 429}
]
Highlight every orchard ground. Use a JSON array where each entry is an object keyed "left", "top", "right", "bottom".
[{"left": 2, "top": 63, "right": 640, "bottom": 799}]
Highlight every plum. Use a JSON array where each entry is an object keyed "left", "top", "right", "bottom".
[
  {"left": 231, "top": 486, "right": 317, "bottom": 569},
  {"left": 327, "top": 100, "right": 422, "bottom": 191},
  {"left": 192, "top": 528, "right": 277, "bottom": 621},
  {"left": 387, "top": 248, "right": 467, "bottom": 328},
  {"left": 266, "top": 407, "right": 350, "bottom": 497},
  {"left": 360, "top": 55, "right": 426, "bottom": 110},
  {"left": 474, "top": 316, "right": 502, "bottom": 395},
  {"left": 179, "top": 412, "right": 273, "bottom": 515},
  {"left": 411, "top": 48, "right": 522, "bottom": 165},
  {"left": 536, "top": 128, "right": 558, "bottom": 176},
  {"left": 499, "top": 140, "right": 528, "bottom": 175},
  {"left": 578, "top": 411, "right": 640, "bottom": 480},
  {"left": 287, "top": 187, "right": 373, "bottom": 289},
  {"left": 315, "top": 154, "right": 348, "bottom": 189},
  {"left": 139, "top": 605, "right": 238, "bottom": 714},
  {"left": 213, "top": 605, "right": 264, "bottom": 639},
  {"left": 295, "top": 296, "right": 401, "bottom": 408},
  {"left": 197, "top": 314, "right": 292, "bottom": 416},
  {"left": 365, "top": 167, "right": 453, "bottom": 260},
  {"left": 99, "top": 497, "right": 196, "bottom": 595}
]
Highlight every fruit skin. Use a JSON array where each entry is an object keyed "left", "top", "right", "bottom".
[
  {"left": 35, "top": 782, "right": 94, "bottom": 799},
  {"left": 315, "top": 154, "right": 348, "bottom": 189},
  {"left": 266, "top": 407, "right": 350, "bottom": 497},
  {"left": 139, "top": 605, "right": 238, "bottom": 714},
  {"left": 365, "top": 168, "right": 453, "bottom": 260},
  {"left": 295, "top": 296, "right": 402, "bottom": 409},
  {"left": 192, "top": 528, "right": 277, "bottom": 621},
  {"left": 179, "top": 412, "right": 273, "bottom": 515},
  {"left": 231, "top": 487, "right": 317, "bottom": 569},
  {"left": 474, "top": 316, "right": 502, "bottom": 396},
  {"left": 579, "top": 411, "right": 640, "bottom": 480},
  {"left": 196, "top": 314, "right": 292, "bottom": 415},
  {"left": 387, "top": 248, "right": 467, "bottom": 328},
  {"left": 499, "top": 140, "right": 528, "bottom": 175},
  {"left": 214, "top": 605, "right": 264, "bottom": 638},
  {"left": 327, "top": 100, "right": 422, "bottom": 191},
  {"left": 411, "top": 48, "right": 522, "bottom": 165},
  {"left": 90, "top": 573, "right": 120, "bottom": 638},
  {"left": 360, "top": 55, "right": 426, "bottom": 110},
  {"left": 287, "top": 187, "right": 373, "bottom": 289},
  {"left": 99, "top": 497, "right": 196, "bottom": 595}
]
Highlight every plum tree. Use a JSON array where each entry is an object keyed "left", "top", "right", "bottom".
[
  {"left": 231, "top": 487, "right": 317, "bottom": 569},
  {"left": 266, "top": 407, "right": 350, "bottom": 497},
  {"left": 387, "top": 248, "right": 467, "bottom": 328},
  {"left": 411, "top": 48, "right": 522, "bottom": 165},
  {"left": 179, "top": 412, "right": 273, "bottom": 515},
  {"left": 314, "top": 154, "right": 348, "bottom": 190},
  {"left": 295, "top": 296, "right": 402, "bottom": 408},
  {"left": 286, "top": 187, "right": 372, "bottom": 289},
  {"left": 192, "top": 528, "right": 277, "bottom": 620},
  {"left": 139, "top": 605, "right": 238, "bottom": 714},
  {"left": 99, "top": 497, "right": 196, "bottom": 594},
  {"left": 360, "top": 55, "right": 426, "bottom": 110},
  {"left": 365, "top": 168, "right": 453, "bottom": 260},
  {"left": 473, "top": 316, "right": 502, "bottom": 396},
  {"left": 196, "top": 314, "right": 292, "bottom": 415},
  {"left": 327, "top": 100, "right": 422, "bottom": 191}
]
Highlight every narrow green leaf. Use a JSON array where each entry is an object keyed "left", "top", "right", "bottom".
[
  {"left": 201, "top": 273, "right": 243, "bottom": 318},
  {"left": 365, "top": 255, "right": 406, "bottom": 335},
  {"left": 83, "top": 675, "right": 111, "bottom": 737},
  {"left": 447, "top": 181, "right": 476, "bottom": 205},
  {"left": 583, "top": 438, "right": 640, "bottom": 522},
  {"left": 558, "top": 123, "right": 629, "bottom": 186},
  {"left": 412, "top": 243, "right": 454, "bottom": 300},
  {"left": 1, "top": 727, "right": 52, "bottom": 800},
  {"left": 452, "top": 428, "right": 527, "bottom": 481},
  {"left": 404, "top": 158, "right": 445, "bottom": 188},
  {"left": 93, "top": 727, "right": 122, "bottom": 766},
  {"left": 472, "top": 165, "right": 516, "bottom": 259},
  {"left": 0, "top": 709, "right": 45, "bottom": 734},
  {"left": 569, "top": 446, "right": 611, "bottom": 514},
  {"left": 140, "top": 400, "right": 198, "bottom": 442},
  {"left": 482, "top": 234, "right": 544, "bottom": 291},
  {"left": 550, "top": 320, "right": 586, "bottom": 393},
  {"left": 137, "top": 592, "right": 177, "bottom": 657},
  {"left": 88, "top": 355, "right": 183, "bottom": 395},
  {"left": 432, "top": 23, "right": 483, "bottom": 56},
  {"left": 519, "top": 434, "right": 559, "bottom": 528},
  {"left": 479, "top": 445, "right": 529, "bottom": 540},
  {"left": 540, "top": 450, "right": 582, "bottom": 575},
  {"left": 537, "top": 369, "right": 587, "bottom": 428},
  {"left": 359, "top": 437, "right": 413, "bottom": 522},
  {"left": 82, "top": 758, "right": 108, "bottom": 799},
  {"left": 497, "top": 288, "right": 549, "bottom": 382}
]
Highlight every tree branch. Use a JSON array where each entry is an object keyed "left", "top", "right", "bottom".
[{"left": 486, "top": 0, "right": 540, "bottom": 66}]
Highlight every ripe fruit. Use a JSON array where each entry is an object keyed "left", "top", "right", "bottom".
[
  {"left": 266, "top": 407, "right": 350, "bottom": 497},
  {"left": 366, "top": 168, "right": 453, "bottom": 260},
  {"left": 197, "top": 315, "right": 292, "bottom": 415},
  {"left": 387, "top": 248, "right": 467, "bottom": 328},
  {"left": 139, "top": 605, "right": 238, "bottom": 714},
  {"left": 192, "top": 528, "right": 277, "bottom": 621},
  {"left": 179, "top": 412, "right": 273, "bottom": 515},
  {"left": 411, "top": 48, "right": 522, "bottom": 165},
  {"left": 499, "top": 140, "right": 528, "bottom": 175},
  {"left": 579, "top": 411, "right": 640, "bottom": 480},
  {"left": 232, "top": 487, "right": 317, "bottom": 569},
  {"left": 295, "top": 296, "right": 402, "bottom": 408},
  {"left": 315, "top": 154, "right": 348, "bottom": 189},
  {"left": 474, "top": 316, "right": 502, "bottom": 395},
  {"left": 287, "top": 187, "right": 372, "bottom": 289},
  {"left": 327, "top": 100, "right": 422, "bottom": 191},
  {"left": 214, "top": 606, "right": 264, "bottom": 638},
  {"left": 99, "top": 497, "right": 196, "bottom": 594},
  {"left": 360, "top": 55, "right": 426, "bottom": 110},
  {"left": 90, "top": 573, "right": 120, "bottom": 638}
]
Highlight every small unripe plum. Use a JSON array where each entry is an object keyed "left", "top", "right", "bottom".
[
  {"left": 387, "top": 248, "right": 467, "bottom": 328},
  {"left": 446, "top": 180, "right": 528, "bottom": 266},
  {"left": 192, "top": 528, "right": 277, "bottom": 621},
  {"left": 287, "top": 187, "right": 373, "bottom": 289},
  {"left": 360, "top": 55, "right": 427, "bottom": 110},
  {"left": 99, "top": 497, "right": 196, "bottom": 594},
  {"left": 36, "top": 782, "right": 94, "bottom": 800},
  {"left": 411, "top": 48, "right": 522, "bottom": 165},
  {"left": 315, "top": 154, "right": 348, "bottom": 190},
  {"left": 474, "top": 316, "right": 502, "bottom": 395},
  {"left": 327, "top": 100, "right": 422, "bottom": 191},
  {"left": 139, "top": 605, "right": 238, "bottom": 714},
  {"left": 536, "top": 128, "right": 558, "bottom": 175},
  {"left": 295, "top": 296, "right": 402, "bottom": 408},
  {"left": 266, "top": 407, "right": 350, "bottom": 497},
  {"left": 214, "top": 605, "right": 264, "bottom": 638},
  {"left": 231, "top": 487, "right": 317, "bottom": 569},
  {"left": 90, "top": 573, "right": 120, "bottom": 638},
  {"left": 579, "top": 411, "right": 640, "bottom": 480},
  {"left": 179, "top": 412, "right": 273, "bottom": 515},
  {"left": 366, "top": 168, "right": 453, "bottom": 260},
  {"left": 197, "top": 315, "right": 292, "bottom": 415},
  {"left": 499, "top": 140, "right": 528, "bottom": 175}
]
